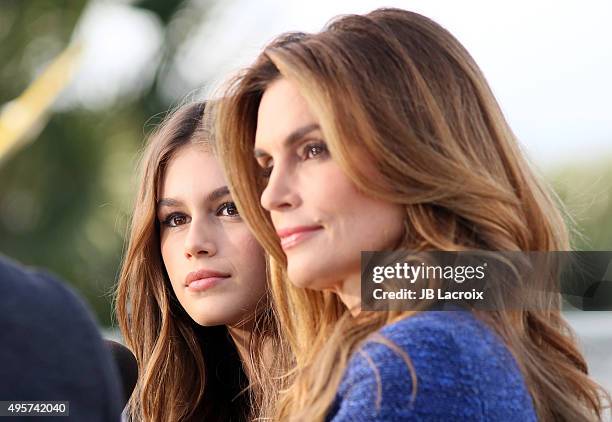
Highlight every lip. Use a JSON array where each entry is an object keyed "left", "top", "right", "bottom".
[
  {"left": 276, "top": 225, "right": 323, "bottom": 250},
  {"left": 185, "top": 269, "right": 230, "bottom": 292}
]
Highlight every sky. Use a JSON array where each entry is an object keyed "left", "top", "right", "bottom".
[{"left": 59, "top": 0, "right": 612, "bottom": 169}]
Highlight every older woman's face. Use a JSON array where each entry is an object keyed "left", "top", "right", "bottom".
[
  {"left": 253, "top": 78, "right": 404, "bottom": 293},
  {"left": 158, "top": 144, "right": 267, "bottom": 327}
]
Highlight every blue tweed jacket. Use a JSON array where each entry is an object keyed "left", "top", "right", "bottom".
[{"left": 327, "top": 310, "right": 537, "bottom": 421}]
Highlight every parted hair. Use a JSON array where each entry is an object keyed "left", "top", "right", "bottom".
[
  {"left": 115, "top": 102, "right": 285, "bottom": 421},
  {"left": 215, "top": 8, "right": 610, "bottom": 422}
]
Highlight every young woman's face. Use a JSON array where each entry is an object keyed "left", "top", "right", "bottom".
[
  {"left": 254, "top": 78, "right": 405, "bottom": 292},
  {"left": 158, "top": 144, "right": 267, "bottom": 327}
]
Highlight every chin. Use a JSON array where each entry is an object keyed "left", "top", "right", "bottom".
[
  {"left": 288, "top": 277, "right": 312, "bottom": 289},
  {"left": 192, "top": 316, "right": 229, "bottom": 327},
  {"left": 287, "top": 268, "right": 312, "bottom": 289},
  {"left": 186, "top": 307, "right": 232, "bottom": 327},
  {"left": 287, "top": 266, "right": 332, "bottom": 291}
]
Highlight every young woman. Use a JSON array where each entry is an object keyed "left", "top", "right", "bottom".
[
  {"left": 115, "top": 102, "right": 285, "bottom": 421},
  {"left": 215, "top": 8, "right": 610, "bottom": 422}
]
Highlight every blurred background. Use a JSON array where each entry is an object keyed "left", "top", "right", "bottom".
[{"left": 1, "top": 0, "right": 611, "bottom": 392}]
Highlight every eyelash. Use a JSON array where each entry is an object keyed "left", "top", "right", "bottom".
[
  {"left": 299, "top": 142, "right": 328, "bottom": 160},
  {"left": 216, "top": 201, "right": 240, "bottom": 218},
  {"left": 259, "top": 141, "right": 328, "bottom": 178},
  {"left": 161, "top": 212, "right": 190, "bottom": 227},
  {"left": 160, "top": 202, "right": 240, "bottom": 227}
]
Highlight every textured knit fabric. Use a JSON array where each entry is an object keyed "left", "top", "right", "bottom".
[
  {"left": 326, "top": 310, "right": 537, "bottom": 421},
  {"left": 0, "top": 255, "right": 123, "bottom": 421}
]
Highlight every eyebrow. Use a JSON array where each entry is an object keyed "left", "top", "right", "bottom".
[
  {"left": 254, "top": 123, "right": 320, "bottom": 158},
  {"left": 157, "top": 186, "right": 231, "bottom": 210}
]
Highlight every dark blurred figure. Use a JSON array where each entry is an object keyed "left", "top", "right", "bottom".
[
  {"left": 0, "top": 254, "right": 122, "bottom": 421},
  {"left": 105, "top": 340, "right": 138, "bottom": 407}
]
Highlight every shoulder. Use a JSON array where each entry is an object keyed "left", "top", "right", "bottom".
[
  {"left": 0, "top": 255, "right": 123, "bottom": 421},
  {"left": 0, "top": 255, "right": 106, "bottom": 345},
  {"left": 328, "top": 310, "right": 536, "bottom": 421},
  {"left": 1, "top": 255, "right": 87, "bottom": 316}
]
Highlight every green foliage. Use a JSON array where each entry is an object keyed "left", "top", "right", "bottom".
[
  {"left": 0, "top": 0, "right": 609, "bottom": 328},
  {"left": 0, "top": 0, "right": 86, "bottom": 104},
  {"left": 0, "top": 0, "right": 209, "bottom": 327},
  {"left": 548, "top": 156, "right": 612, "bottom": 251}
]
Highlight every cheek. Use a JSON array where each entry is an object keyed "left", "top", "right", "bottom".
[
  {"left": 302, "top": 163, "right": 352, "bottom": 213},
  {"left": 311, "top": 166, "right": 365, "bottom": 219},
  {"left": 318, "top": 168, "right": 404, "bottom": 246},
  {"left": 228, "top": 229, "right": 266, "bottom": 273},
  {"left": 247, "top": 241, "right": 267, "bottom": 287}
]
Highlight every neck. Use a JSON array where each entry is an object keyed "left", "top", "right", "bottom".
[{"left": 333, "top": 272, "right": 362, "bottom": 316}]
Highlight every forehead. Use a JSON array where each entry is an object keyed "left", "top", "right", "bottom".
[
  {"left": 160, "top": 144, "right": 224, "bottom": 194},
  {"left": 255, "top": 78, "right": 318, "bottom": 150}
]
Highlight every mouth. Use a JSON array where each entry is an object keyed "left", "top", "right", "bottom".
[
  {"left": 276, "top": 225, "right": 323, "bottom": 250},
  {"left": 185, "top": 269, "right": 230, "bottom": 292}
]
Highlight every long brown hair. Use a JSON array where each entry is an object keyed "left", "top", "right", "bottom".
[
  {"left": 215, "top": 9, "right": 610, "bottom": 421},
  {"left": 115, "top": 102, "right": 284, "bottom": 421}
]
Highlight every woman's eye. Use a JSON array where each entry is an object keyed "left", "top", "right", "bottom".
[
  {"left": 162, "top": 213, "right": 190, "bottom": 227},
  {"left": 217, "top": 202, "right": 240, "bottom": 218},
  {"left": 302, "top": 142, "right": 328, "bottom": 160}
]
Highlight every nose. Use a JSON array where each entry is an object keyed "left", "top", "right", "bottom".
[
  {"left": 183, "top": 218, "right": 217, "bottom": 259},
  {"left": 260, "top": 164, "right": 301, "bottom": 212}
]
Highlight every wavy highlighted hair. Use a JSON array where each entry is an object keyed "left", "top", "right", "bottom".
[
  {"left": 115, "top": 102, "right": 285, "bottom": 421},
  {"left": 215, "top": 8, "right": 610, "bottom": 422}
]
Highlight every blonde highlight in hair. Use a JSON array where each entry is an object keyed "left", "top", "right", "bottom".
[
  {"left": 115, "top": 102, "right": 285, "bottom": 421},
  {"left": 216, "top": 9, "right": 610, "bottom": 421}
]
